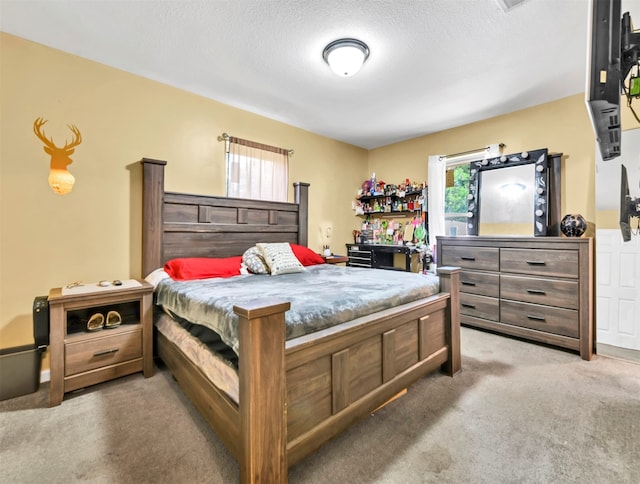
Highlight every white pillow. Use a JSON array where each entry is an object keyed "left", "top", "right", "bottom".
[
  {"left": 144, "top": 268, "right": 169, "bottom": 288},
  {"left": 257, "top": 242, "right": 305, "bottom": 276}
]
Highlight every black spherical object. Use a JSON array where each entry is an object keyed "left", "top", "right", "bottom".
[{"left": 560, "top": 214, "right": 587, "bottom": 237}]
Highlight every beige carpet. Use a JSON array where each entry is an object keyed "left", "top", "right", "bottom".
[{"left": 1, "top": 327, "right": 639, "bottom": 483}]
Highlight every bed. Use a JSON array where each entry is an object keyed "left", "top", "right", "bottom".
[{"left": 141, "top": 158, "right": 461, "bottom": 483}]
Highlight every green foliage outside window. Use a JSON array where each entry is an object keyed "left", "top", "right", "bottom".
[{"left": 445, "top": 164, "right": 470, "bottom": 220}]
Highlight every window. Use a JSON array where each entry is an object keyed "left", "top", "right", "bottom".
[
  {"left": 225, "top": 136, "right": 289, "bottom": 202},
  {"left": 427, "top": 144, "right": 502, "bottom": 246},
  {"left": 444, "top": 164, "right": 471, "bottom": 236}
]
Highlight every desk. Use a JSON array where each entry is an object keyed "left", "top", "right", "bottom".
[{"left": 346, "top": 244, "right": 419, "bottom": 271}]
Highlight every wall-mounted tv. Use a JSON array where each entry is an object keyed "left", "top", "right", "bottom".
[
  {"left": 619, "top": 164, "right": 640, "bottom": 241},
  {"left": 586, "top": 0, "right": 640, "bottom": 161}
]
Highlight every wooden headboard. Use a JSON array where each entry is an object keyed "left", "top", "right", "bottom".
[{"left": 141, "top": 158, "right": 309, "bottom": 276}]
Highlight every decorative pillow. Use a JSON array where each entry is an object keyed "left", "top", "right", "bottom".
[
  {"left": 290, "top": 243, "right": 325, "bottom": 266},
  {"left": 164, "top": 256, "right": 243, "bottom": 281},
  {"left": 242, "top": 246, "right": 270, "bottom": 274},
  {"left": 257, "top": 242, "right": 305, "bottom": 276}
]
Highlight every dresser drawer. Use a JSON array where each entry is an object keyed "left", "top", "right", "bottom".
[
  {"left": 500, "top": 248, "right": 579, "bottom": 278},
  {"left": 347, "top": 246, "right": 372, "bottom": 268},
  {"left": 460, "top": 293, "right": 499, "bottom": 321},
  {"left": 441, "top": 246, "right": 499, "bottom": 271},
  {"left": 65, "top": 329, "right": 142, "bottom": 376},
  {"left": 500, "top": 274, "right": 579, "bottom": 309},
  {"left": 459, "top": 271, "right": 499, "bottom": 297},
  {"left": 501, "top": 300, "right": 579, "bottom": 338},
  {"left": 347, "top": 247, "right": 371, "bottom": 257}
]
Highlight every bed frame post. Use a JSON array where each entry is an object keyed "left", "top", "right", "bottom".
[
  {"left": 234, "top": 300, "right": 291, "bottom": 484},
  {"left": 437, "top": 266, "right": 461, "bottom": 375},
  {"left": 294, "top": 182, "right": 309, "bottom": 246},
  {"left": 142, "top": 158, "right": 167, "bottom": 277}
]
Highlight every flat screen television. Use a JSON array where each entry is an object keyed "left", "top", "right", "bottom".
[
  {"left": 619, "top": 164, "right": 631, "bottom": 241},
  {"left": 619, "top": 164, "right": 640, "bottom": 242},
  {"left": 586, "top": 0, "right": 640, "bottom": 161}
]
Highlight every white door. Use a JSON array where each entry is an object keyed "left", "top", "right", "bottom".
[
  {"left": 595, "top": 127, "right": 640, "bottom": 352},
  {"left": 596, "top": 229, "right": 640, "bottom": 350}
]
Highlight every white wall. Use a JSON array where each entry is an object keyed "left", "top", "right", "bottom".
[{"left": 595, "top": 129, "right": 640, "bottom": 355}]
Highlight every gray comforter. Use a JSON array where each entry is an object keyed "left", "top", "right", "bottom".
[{"left": 155, "top": 264, "right": 440, "bottom": 356}]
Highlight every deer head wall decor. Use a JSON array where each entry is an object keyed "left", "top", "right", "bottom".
[{"left": 33, "top": 117, "right": 82, "bottom": 195}]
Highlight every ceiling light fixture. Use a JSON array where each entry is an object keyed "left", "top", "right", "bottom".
[
  {"left": 322, "top": 38, "right": 369, "bottom": 77},
  {"left": 500, "top": 182, "right": 527, "bottom": 198}
]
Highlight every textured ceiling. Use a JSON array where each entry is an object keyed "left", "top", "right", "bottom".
[{"left": 0, "top": 0, "right": 608, "bottom": 149}]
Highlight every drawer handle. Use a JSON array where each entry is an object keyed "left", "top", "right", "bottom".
[
  {"left": 461, "top": 303, "right": 476, "bottom": 309},
  {"left": 527, "top": 315, "right": 546, "bottom": 322},
  {"left": 526, "top": 261, "right": 546, "bottom": 266},
  {"left": 460, "top": 257, "right": 476, "bottom": 261},
  {"left": 526, "top": 289, "right": 546, "bottom": 295},
  {"left": 461, "top": 281, "right": 476, "bottom": 286},
  {"left": 93, "top": 348, "right": 119, "bottom": 357}
]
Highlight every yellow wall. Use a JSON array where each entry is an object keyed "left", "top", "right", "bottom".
[
  {"left": 0, "top": 33, "right": 367, "bottom": 354},
  {"left": 3, "top": 32, "right": 636, "bottom": 368},
  {"left": 595, "top": 105, "right": 640, "bottom": 229},
  {"left": 368, "top": 93, "right": 601, "bottom": 225}
]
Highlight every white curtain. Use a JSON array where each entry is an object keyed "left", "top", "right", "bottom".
[
  {"left": 427, "top": 144, "right": 502, "bottom": 250},
  {"left": 427, "top": 155, "right": 446, "bottom": 249},
  {"left": 226, "top": 137, "right": 289, "bottom": 202}
]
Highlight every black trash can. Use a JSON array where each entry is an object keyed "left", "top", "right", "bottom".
[
  {"left": 0, "top": 296, "right": 49, "bottom": 401},
  {"left": 0, "top": 345, "right": 45, "bottom": 401}
]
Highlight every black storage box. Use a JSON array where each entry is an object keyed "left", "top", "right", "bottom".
[{"left": 33, "top": 295, "right": 50, "bottom": 347}]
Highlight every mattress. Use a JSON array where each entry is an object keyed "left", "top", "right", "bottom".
[
  {"left": 155, "top": 311, "right": 240, "bottom": 403},
  {"left": 153, "top": 264, "right": 441, "bottom": 404},
  {"left": 155, "top": 264, "right": 440, "bottom": 356}
]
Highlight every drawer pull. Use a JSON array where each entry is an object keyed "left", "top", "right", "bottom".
[
  {"left": 526, "top": 289, "right": 546, "bottom": 295},
  {"left": 460, "top": 257, "right": 476, "bottom": 261},
  {"left": 526, "top": 315, "right": 546, "bottom": 322},
  {"left": 461, "top": 303, "right": 476, "bottom": 309},
  {"left": 461, "top": 281, "right": 477, "bottom": 286},
  {"left": 93, "top": 348, "right": 120, "bottom": 357},
  {"left": 526, "top": 261, "right": 546, "bottom": 266}
]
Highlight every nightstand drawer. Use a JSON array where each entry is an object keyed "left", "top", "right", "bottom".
[
  {"left": 460, "top": 293, "right": 499, "bottom": 321},
  {"left": 501, "top": 300, "right": 579, "bottom": 338},
  {"left": 65, "top": 329, "right": 142, "bottom": 376},
  {"left": 441, "top": 246, "right": 499, "bottom": 271},
  {"left": 500, "top": 249, "right": 579, "bottom": 278},
  {"left": 459, "top": 271, "right": 499, "bottom": 297},
  {"left": 501, "top": 274, "right": 579, "bottom": 309}
]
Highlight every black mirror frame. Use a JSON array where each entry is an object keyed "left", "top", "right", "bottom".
[{"left": 466, "top": 148, "right": 560, "bottom": 237}]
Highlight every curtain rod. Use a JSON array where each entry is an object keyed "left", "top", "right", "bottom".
[
  {"left": 217, "top": 132, "right": 294, "bottom": 156},
  {"left": 439, "top": 143, "right": 505, "bottom": 162}
]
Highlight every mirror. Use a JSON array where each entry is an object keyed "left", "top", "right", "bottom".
[
  {"left": 466, "top": 148, "right": 561, "bottom": 236},
  {"left": 478, "top": 164, "right": 535, "bottom": 235}
]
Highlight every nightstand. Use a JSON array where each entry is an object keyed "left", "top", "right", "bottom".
[
  {"left": 323, "top": 255, "right": 349, "bottom": 264},
  {"left": 48, "top": 280, "right": 154, "bottom": 406}
]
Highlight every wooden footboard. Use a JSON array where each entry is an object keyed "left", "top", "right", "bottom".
[
  {"left": 157, "top": 268, "right": 460, "bottom": 483},
  {"left": 231, "top": 266, "right": 460, "bottom": 483}
]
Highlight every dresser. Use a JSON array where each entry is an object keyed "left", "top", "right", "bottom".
[{"left": 437, "top": 236, "right": 594, "bottom": 360}]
